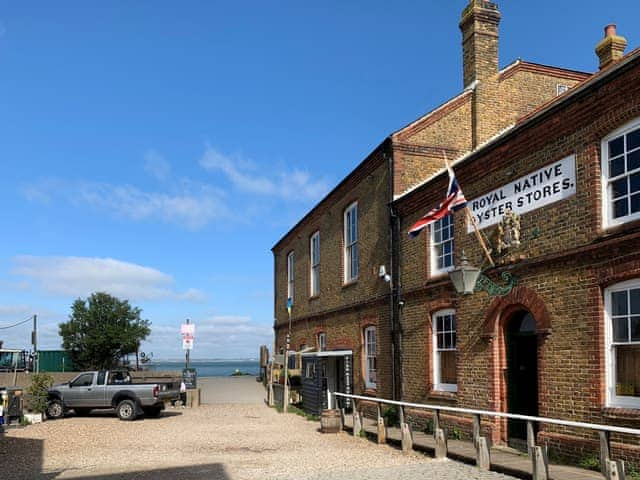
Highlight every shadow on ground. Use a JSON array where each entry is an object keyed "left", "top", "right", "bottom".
[{"left": 49, "top": 463, "right": 231, "bottom": 479}]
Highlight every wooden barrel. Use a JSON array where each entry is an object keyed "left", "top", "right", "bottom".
[{"left": 320, "top": 409, "right": 341, "bottom": 433}]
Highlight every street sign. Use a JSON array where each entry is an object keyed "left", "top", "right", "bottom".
[
  {"left": 181, "top": 323, "right": 195, "bottom": 336},
  {"left": 182, "top": 338, "right": 194, "bottom": 350},
  {"left": 182, "top": 368, "right": 197, "bottom": 389}
]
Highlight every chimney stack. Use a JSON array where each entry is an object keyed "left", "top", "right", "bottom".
[
  {"left": 460, "top": 0, "right": 501, "bottom": 88},
  {"left": 595, "top": 24, "right": 627, "bottom": 70}
]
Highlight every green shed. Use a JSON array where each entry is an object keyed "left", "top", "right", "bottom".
[{"left": 38, "top": 350, "right": 74, "bottom": 372}]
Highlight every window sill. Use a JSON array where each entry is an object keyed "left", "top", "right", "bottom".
[
  {"left": 428, "top": 390, "right": 458, "bottom": 402},
  {"left": 342, "top": 279, "right": 358, "bottom": 289},
  {"left": 362, "top": 388, "right": 377, "bottom": 397},
  {"left": 602, "top": 407, "right": 640, "bottom": 421}
]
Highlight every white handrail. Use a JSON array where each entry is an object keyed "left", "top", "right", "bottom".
[{"left": 333, "top": 392, "right": 640, "bottom": 437}]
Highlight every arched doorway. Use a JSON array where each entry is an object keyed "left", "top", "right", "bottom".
[{"left": 505, "top": 310, "right": 538, "bottom": 450}]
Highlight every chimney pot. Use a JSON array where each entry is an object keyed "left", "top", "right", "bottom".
[
  {"left": 604, "top": 24, "right": 617, "bottom": 37},
  {"left": 595, "top": 24, "right": 627, "bottom": 70}
]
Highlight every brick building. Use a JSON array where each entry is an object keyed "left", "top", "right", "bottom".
[
  {"left": 396, "top": 21, "right": 640, "bottom": 464},
  {"left": 271, "top": 0, "right": 638, "bottom": 460}
]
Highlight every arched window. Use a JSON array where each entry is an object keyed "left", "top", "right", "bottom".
[{"left": 433, "top": 309, "right": 457, "bottom": 392}]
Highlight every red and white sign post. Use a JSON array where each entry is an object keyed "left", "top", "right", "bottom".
[{"left": 181, "top": 320, "right": 195, "bottom": 368}]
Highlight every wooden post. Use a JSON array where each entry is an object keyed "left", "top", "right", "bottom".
[
  {"left": 606, "top": 459, "right": 626, "bottom": 480},
  {"left": 435, "top": 428, "right": 448, "bottom": 459},
  {"left": 527, "top": 421, "right": 536, "bottom": 453},
  {"left": 399, "top": 405, "right": 405, "bottom": 426},
  {"left": 476, "top": 436, "right": 491, "bottom": 470},
  {"left": 340, "top": 408, "right": 346, "bottom": 430},
  {"left": 473, "top": 414, "right": 481, "bottom": 449},
  {"left": 433, "top": 409, "right": 441, "bottom": 439},
  {"left": 267, "top": 363, "right": 274, "bottom": 407},
  {"left": 530, "top": 445, "right": 549, "bottom": 480},
  {"left": 601, "top": 431, "right": 611, "bottom": 476},
  {"left": 353, "top": 404, "right": 362, "bottom": 438},
  {"left": 401, "top": 422, "right": 413, "bottom": 453}
]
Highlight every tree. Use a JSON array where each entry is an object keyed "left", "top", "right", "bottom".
[{"left": 59, "top": 292, "right": 151, "bottom": 370}]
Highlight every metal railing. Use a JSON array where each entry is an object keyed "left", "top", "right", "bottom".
[{"left": 333, "top": 392, "right": 640, "bottom": 480}]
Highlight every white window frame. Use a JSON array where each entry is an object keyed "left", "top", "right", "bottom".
[
  {"left": 287, "top": 251, "right": 295, "bottom": 306},
  {"left": 430, "top": 214, "right": 455, "bottom": 276},
  {"left": 556, "top": 84, "right": 569, "bottom": 96},
  {"left": 432, "top": 308, "right": 457, "bottom": 392},
  {"left": 364, "top": 326, "right": 376, "bottom": 389},
  {"left": 310, "top": 231, "right": 320, "bottom": 297},
  {"left": 344, "top": 202, "right": 358, "bottom": 282},
  {"left": 601, "top": 117, "right": 640, "bottom": 229},
  {"left": 317, "top": 332, "right": 326, "bottom": 352},
  {"left": 604, "top": 279, "right": 640, "bottom": 408}
]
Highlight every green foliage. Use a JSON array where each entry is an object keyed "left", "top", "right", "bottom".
[
  {"left": 359, "top": 428, "right": 367, "bottom": 438},
  {"left": 423, "top": 418, "right": 434, "bottom": 435},
  {"left": 382, "top": 406, "right": 399, "bottom": 426},
  {"left": 449, "top": 427, "right": 463, "bottom": 440},
  {"left": 578, "top": 454, "right": 600, "bottom": 471},
  {"left": 59, "top": 292, "right": 151, "bottom": 370},
  {"left": 627, "top": 464, "right": 640, "bottom": 480},
  {"left": 26, "top": 373, "right": 54, "bottom": 414},
  {"left": 20, "top": 416, "right": 32, "bottom": 426}
]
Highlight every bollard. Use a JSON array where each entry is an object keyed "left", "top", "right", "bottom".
[
  {"left": 401, "top": 422, "right": 413, "bottom": 453},
  {"left": 606, "top": 459, "right": 626, "bottom": 480},
  {"left": 530, "top": 445, "right": 549, "bottom": 480},
  {"left": 435, "top": 427, "right": 448, "bottom": 459},
  {"left": 476, "top": 436, "right": 490, "bottom": 470},
  {"left": 353, "top": 410, "right": 362, "bottom": 438},
  {"left": 433, "top": 410, "right": 441, "bottom": 439}
]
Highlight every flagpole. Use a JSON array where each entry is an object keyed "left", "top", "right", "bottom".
[
  {"left": 465, "top": 207, "right": 494, "bottom": 267},
  {"left": 442, "top": 152, "right": 494, "bottom": 267}
]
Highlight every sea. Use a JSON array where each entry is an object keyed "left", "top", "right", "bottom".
[{"left": 147, "top": 359, "right": 260, "bottom": 378}]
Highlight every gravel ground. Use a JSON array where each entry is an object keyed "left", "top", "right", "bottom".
[{"left": 0, "top": 379, "right": 517, "bottom": 479}]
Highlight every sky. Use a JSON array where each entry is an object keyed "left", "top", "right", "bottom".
[{"left": 0, "top": 1, "right": 638, "bottom": 360}]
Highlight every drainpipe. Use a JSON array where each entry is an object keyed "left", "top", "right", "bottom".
[{"left": 386, "top": 144, "right": 403, "bottom": 401}]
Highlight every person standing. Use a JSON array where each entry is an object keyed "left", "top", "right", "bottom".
[{"left": 179, "top": 380, "right": 187, "bottom": 408}]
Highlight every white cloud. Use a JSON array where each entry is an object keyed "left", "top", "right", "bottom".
[
  {"left": 144, "top": 149, "right": 171, "bottom": 181},
  {"left": 143, "top": 315, "right": 272, "bottom": 359},
  {"left": 23, "top": 179, "right": 228, "bottom": 230},
  {"left": 10, "top": 255, "right": 208, "bottom": 303},
  {"left": 200, "top": 146, "right": 330, "bottom": 201}
]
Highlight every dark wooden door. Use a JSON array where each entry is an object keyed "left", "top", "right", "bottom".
[{"left": 506, "top": 313, "right": 538, "bottom": 447}]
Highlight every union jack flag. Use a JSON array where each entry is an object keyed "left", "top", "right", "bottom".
[{"left": 408, "top": 168, "right": 467, "bottom": 238}]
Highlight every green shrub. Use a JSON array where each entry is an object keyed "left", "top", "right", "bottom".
[
  {"left": 578, "top": 454, "right": 600, "bottom": 471},
  {"left": 26, "top": 373, "right": 55, "bottom": 414},
  {"left": 382, "top": 406, "right": 399, "bottom": 426}
]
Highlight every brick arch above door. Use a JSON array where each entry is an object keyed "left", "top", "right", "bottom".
[{"left": 480, "top": 285, "right": 552, "bottom": 340}]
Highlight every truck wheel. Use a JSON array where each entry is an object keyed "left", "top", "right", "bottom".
[
  {"left": 46, "top": 399, "right": 64, "bottom": 419},
  {"left": 116, "top": 399, "right": 137, "bottom": 421},
  {"left": 143, "top": 406, "right": 162, "bottom": 418}
]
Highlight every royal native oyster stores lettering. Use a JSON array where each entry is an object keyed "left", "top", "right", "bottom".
[{"left": 467, "top": 155, "right": 576, "bottom": 232}]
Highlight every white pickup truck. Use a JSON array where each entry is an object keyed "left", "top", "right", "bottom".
[{"left": 46, "top": 370, "right": 180, "bottom": 421}]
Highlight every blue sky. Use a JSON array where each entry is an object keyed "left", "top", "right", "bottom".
[{"left": 0, "top": 1, "right": 638, "bottom": 360}]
